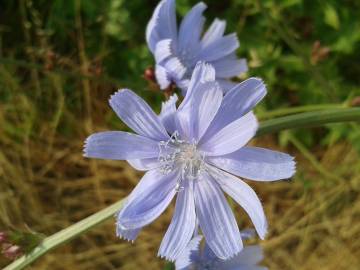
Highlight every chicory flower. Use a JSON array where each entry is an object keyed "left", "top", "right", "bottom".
[
  {"left": 146, "top": 0, "right": 247, "bottom": 93},
  {"left": 84, "top": 62, "right": 295, "bottom": 261},
  {"left": 175, "top": 235, "right": 267, "bottom": 270}
]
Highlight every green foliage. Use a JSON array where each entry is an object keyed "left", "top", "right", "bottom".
[{"left": 9, "top": 231, "right": 45, "bottom": 254}]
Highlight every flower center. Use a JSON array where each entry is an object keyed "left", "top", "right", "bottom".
[{"left": 158, "top": 131, "right": 205, "bottom": 190}]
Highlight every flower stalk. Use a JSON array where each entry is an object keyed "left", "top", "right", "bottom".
[
  {"left": 256, "top": 108, "right": 360, "bottom": 136},
  {"left": 5, "top": 107, "right": 360, "bottom": 270},
  {"left": 4, "top": 200, "right": 125, "bottom": 270}
]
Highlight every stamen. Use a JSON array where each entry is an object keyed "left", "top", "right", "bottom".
[{"left": 158, "top": 131, "right": 205, "bottom": 190}]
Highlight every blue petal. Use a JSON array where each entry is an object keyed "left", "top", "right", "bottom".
[
  {"left": 109, "top": 89, "right": 169, "bottom": 141},
  {"left": 84, "top": 131, "right": 159, "bottom": 160},
  {"left": 194, "top": 173, "right": 242, "bottom": 259},
  {"left": 189, "top": 81, "right": 223, "bottom": 141},
  {"left": 216, "top": 79, "right": 239, "bottom": 93},
  {"left": 177, "top": 78, "right": 191, "bottom": 94},
  {"left": 146, "top": 0, "right": 177, "bottom": 53},
  {"left": 115, "top": 226, "right": 141, "bottom": 242},
  {"left": 203, "top": 78, "right": 266, "bottom": 140},
  {"left": 198, "top": 33, "right": 239, "bottom": 62},
  {"left": 212, "top": 53, "right": 248, "bottom": 78},
  {"left": 240, "top": 229, "right": 256, "bottom": 240},
  {"left": 176, "top": 62, "right": 216, "bottom": 139},
  {"left": 117, "top": 169, "right": 178, "bottom": 229},
  {"left": 155, "top": 39, "right": 174, "bottom": 64},
  {"left": 155, "top": 64, "right": 171, "bottom": 89},
  {"left": 209, "top": 147, "right": 296, "bottom": 181},
  {"left": 127, "top": 158, "right": 159, "bottom": 171},
  {"left": 186, "top": 61, "right": 216, "bottom": 92},
  {"left": 163, "top": 57, "right": 187, "bottom": 81},
  {"left": 210, "top": 168, "right": 268, "bottom": 239},
  {"left": 202, "top": 242, "right": 268, "bottom": 270},
  {"left": 201, "top": 18, "right": 226, "bottom": 48},
  {"left": 199, "top": 111, "right": 258, "bottom": 156},
  {"left": 174, "top": 235, "right": 202, "bottom": 270},
  {"left": 158, "top": 181, "right": 196, "bottom": 261},
  {"left": 202, "top": 241, "right": 217, "bottom": 262},
  {"left": 159, "top": 94, "right": 178, "bottom": 134},
  {"left": 178, "top": 2, "right": 207, "bottom": 52},
  {"left": 225, "top": 245, "right": 266, "bottom": 267}
]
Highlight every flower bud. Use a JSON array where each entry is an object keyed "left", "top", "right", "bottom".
[
  {"left": 143, "top": 67, "right": 155, "bottom": 82},
  {"left": 2, "top": 244, "right": 22, "bottom": 260}
]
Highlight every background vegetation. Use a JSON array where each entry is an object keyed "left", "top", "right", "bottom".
[{"left": 0, "top": 0, "right": 359, "bottom": 269}]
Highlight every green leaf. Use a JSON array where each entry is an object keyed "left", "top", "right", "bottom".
[{"left": 324, "top": 4, "right": 340, "bottom": 30}]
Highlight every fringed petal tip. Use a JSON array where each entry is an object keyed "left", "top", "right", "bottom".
[
  {"left": 108, "top": 88, "right": 130, "bottom": 105},
  {"left": 155, "top": 65, "right": 171, "bottom": 89},
  {"left": 195, "top": 1, "right": 207, "bottom": 11},
  {"left": 116, "top": 232, "right": 135, "bottom": 243},
  {"left": 161, "top": 93, "right": 178, "bottom": 107},
  {"left": 155, "top": 39, "right": 174, "bottom": 64},
  {"left": 83, "top": 134, "right": 95, "bottom": 158},
  {"left": 83, "top": 142, "right": 89, "bottom": 157},
  {"left": 192, "top": 61, "right": 216, "bottom": 84},
  {"left": 194, "top": 61, "right": 214, "bottom": 72},
  {"left": 115, "top": 221, "right": 140, "bottom": 243},
  {"left": 248, "top": 77, "right": 265, "bottom": 87},
  {"left": 164, "top": 57, "right": 187, "bottom": 80},
  {"left": 227, "top": 32, "right": 240, "bottom": 49},
  {"left": 288, "top": 157, "right": 297, "bottom": 179},
  {"left": 157, "top": 253, "right": 176, "bottom": 262}
]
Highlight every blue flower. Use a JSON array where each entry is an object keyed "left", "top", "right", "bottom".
[
  {"left": 146, "top": 0, "right": 247, "bottom": 93},
  {"left": 175, "top": 234, "right": 268, "bottom": 270},
  {"left": 84, "top": 63, "right": 295, "bottom": 261}
]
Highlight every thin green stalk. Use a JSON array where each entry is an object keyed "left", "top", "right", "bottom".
[
  {"left": 256, "top": 108, "right": 360, "bottom": 137},
  {"left": 5, "top": 107, "right": 360, "bottom": 270},
  {"left": 4, "top": 200, "right": 125, "bottom": 270},
  {"left": 257, "top": 104, "right": 346, "bottom": 120}
]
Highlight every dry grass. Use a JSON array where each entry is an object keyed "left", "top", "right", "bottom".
[{"left": 0, "top": 65, "right": 359, "bottom": 270}]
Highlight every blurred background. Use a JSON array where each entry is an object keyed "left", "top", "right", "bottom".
[{"left": 0, "top": 0, "right": 359, "bottom": 269}]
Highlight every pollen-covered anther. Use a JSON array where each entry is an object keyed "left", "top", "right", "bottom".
[{"left": 158, "top": 131, "right": 205, "bottom": 181}]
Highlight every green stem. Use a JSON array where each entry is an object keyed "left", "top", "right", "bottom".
[
  {"left": 4, "top": 200, "right": 125, "bottom": 270},
  {"left": 5, "top": 107, "right": 360, "bottom": 270},
  {"left": 257, "top": 104, "right": 346, "bottom": 120},
  {"left": 256, "top": 108, "right": 360, "bottom": 137}
]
